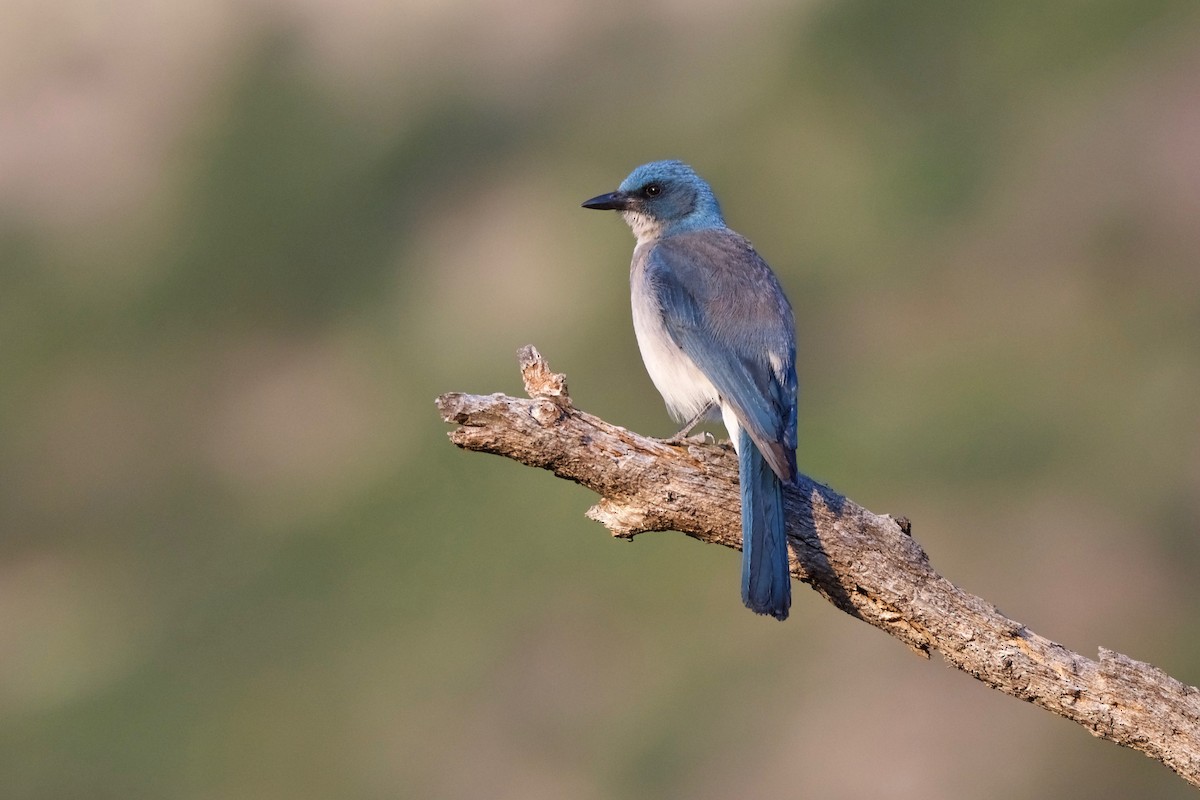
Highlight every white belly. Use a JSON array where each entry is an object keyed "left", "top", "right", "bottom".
[{"left": 631, "top": 282, "right": 720, "bottom": 423}]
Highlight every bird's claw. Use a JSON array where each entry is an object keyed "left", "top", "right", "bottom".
[{"left": 660, "top": 431, "right": 716, "bottom": 446}]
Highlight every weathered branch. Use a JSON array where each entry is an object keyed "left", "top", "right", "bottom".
[{"left": 437, "top": 346, "right": 1200, "bottom": 789}]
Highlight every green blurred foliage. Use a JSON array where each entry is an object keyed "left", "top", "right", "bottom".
[{"left": 2, "top": 2, "right": 1200, "bottom": 798}]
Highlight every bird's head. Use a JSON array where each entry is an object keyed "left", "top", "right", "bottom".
[{"left": 582, "top": 160, "right": 724, "bottom": 242}]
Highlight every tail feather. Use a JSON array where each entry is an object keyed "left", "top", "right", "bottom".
[{"left": 738, "top": 427, "right": 792, "bottom": 620}]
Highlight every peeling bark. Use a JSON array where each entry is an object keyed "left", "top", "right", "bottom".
[{"left": 437, "top": 346, "right": 1200, "bottom": 789}]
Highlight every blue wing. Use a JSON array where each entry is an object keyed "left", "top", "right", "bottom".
[{"left": 646, "top": 228, "right": 798, "bottom": 484}]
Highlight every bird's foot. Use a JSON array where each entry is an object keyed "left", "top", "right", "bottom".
[
  {"left": 659, "top": 431, "right": 716, "bottom": 446},
  {"left": 665, "top": 402, "right": 716, "bottom": 441}
]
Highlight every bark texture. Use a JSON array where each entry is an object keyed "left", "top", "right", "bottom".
[{"left": 436, "top": 346, "right": 1200, "bottom": 789}]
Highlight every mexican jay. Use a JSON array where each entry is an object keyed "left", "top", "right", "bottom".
[{"left": 582, "top": 160, "right": 797, "bottom": 620}]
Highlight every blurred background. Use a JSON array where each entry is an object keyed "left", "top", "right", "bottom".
[{"left": 3, "top": 0, "right": 1200, "bottom": 797}]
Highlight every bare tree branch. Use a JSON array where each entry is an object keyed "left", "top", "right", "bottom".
[{"left": 436, "top": 345, "right": 1200, "bottom": 789}]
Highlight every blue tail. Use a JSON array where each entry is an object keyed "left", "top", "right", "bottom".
[{"left": 738, "top": 427, "right": 791, "bottom": 620}]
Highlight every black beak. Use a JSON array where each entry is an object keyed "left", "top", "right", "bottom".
[{"left": 581, "top": 191, "right": 630, "bottom": 211}]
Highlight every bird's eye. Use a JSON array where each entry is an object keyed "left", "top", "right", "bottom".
[{"left": 643, "top": 183, "right": 662, "bottom": 198}]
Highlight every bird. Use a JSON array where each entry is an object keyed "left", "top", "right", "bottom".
[{"left": 582, "top": 160, "right": 798, "bottom": 620}]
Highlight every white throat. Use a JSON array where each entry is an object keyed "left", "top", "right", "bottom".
[{"left": 622, "top": 210, "right": 662, "bottom": 244}]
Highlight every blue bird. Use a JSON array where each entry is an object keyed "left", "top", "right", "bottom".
[{"left": 583, "top": 160, "right": 798, "bottom": 620}]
